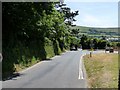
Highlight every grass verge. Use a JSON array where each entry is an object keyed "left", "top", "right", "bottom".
[{"left": 83, "top": 53, "right": 119, "bottom": 88}]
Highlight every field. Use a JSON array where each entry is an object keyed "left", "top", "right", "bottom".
[
  {"left": 70, "top": 26, "right": 119, "bottom": 38},
  {"left": 83, "top": 53, "right": 119, "bottom": 88}
]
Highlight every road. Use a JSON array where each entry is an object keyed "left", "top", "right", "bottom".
[{"left": 2, "top": 49, "right": 104, "bottom": 88}]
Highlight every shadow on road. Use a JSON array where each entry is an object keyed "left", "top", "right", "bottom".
[
  {"left": 42, "top": 58, "right": 52, "bottom": 61},
  {"left": 3, "top": 73, "right": 24, "bottom": 81}
]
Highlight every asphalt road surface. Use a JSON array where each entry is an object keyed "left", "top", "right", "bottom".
[{"left": 2, "top": 49, "right": 105, "bottom": 88}]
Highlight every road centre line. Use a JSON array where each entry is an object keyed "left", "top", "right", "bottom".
[{"left": 78, "top": 54, "right": 84, "bottom": 79}]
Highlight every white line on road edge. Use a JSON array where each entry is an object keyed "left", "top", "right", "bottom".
[
  {"left": 0, "top": 53, "right": 2, "bottom": 62},
  {"left": 78, "top": 55, "right": 84, "bottom": 79},
  {"left": 0, "top": 81, "right": 1, "bottom": 90}
]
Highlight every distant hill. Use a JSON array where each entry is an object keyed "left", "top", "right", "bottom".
[{"left": 70, "top": 26, "right": 119, "bottom": 38}]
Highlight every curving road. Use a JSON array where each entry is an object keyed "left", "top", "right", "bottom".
[{"left": 2, "top": 49, "right": 104, "bottom": 88}]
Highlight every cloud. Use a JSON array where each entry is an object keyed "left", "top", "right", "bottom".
[
  {"left": 66, "top": 1, "right": 118, "bottom": 28},
  {"left": 65, "top": 0, "right": 119, "bottom": 2},
  {"left": 74, "top": 13, "right": 118, "bottom": 28},
  {"left": 82, "top": 14, "right": 100, "bottom": 24}
]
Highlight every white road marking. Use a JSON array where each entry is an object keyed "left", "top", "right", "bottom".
[
  {"left": 0, "top": 53, "right": 2, "bottom": 62},
  {"left": 0, "top": 81, "right": 1, "bottom": 90},
  {"left": 78, "top": 55, "right": 84, "bottom": 79}
]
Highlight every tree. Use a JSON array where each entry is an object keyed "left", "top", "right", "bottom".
[
  {"left": 117, "top": 42, "right": 120, "bottom": 47},
  {"left": 2, "top": 2, "right": 80, "bottom": 79},
  {"left": 93, "top": 38, "right": 99, "bottom": 49},
  {"left": 80, "top": 34, "right": 88, "bottom": 49},
  {"left": 54, "top": 2, "right": 79, "bottom": 49},
  {"left": 2, "top": 2, "right": 65, "bottom": 78}
]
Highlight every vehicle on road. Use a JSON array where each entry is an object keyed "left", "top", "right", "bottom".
[
  {"left": 105, "top": 47, "right": 109, "bottom": 51},
  {"left": 109, "top": 47, "right": 114, "bottom": 53},
  {"left": 70, "top": 43, "right": 78, "bottom": 51}
]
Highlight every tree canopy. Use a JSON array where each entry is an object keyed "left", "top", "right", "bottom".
[{"left": 2, "top": 2, "right": 79, "bottom": 79}]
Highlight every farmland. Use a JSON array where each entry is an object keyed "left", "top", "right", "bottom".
[{"left": 70, "top": 26, "right": 119, "bottom": 39}]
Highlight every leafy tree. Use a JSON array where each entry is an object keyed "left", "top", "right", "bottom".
[
  {"left": 2, "top": 2, "right": 63, "bottom": 78},
  {"left": 80, "top": 34, "right": 88, "bottom": 49},
  {"left": 2, "top": 2, "right": 80, "bottom": 79},
  {"left": 93, "top": 38, "right": 99, "bottom": 49},
  {"left": 117, "top": 42, "right": 120, "bottom": 47},
  {"left": 97, "top": 40, "right": 107, "bottom": 49}
]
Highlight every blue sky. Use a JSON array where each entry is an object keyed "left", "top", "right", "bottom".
[{"left": 64, "top": 1, "right": 118, "bottom": 28}]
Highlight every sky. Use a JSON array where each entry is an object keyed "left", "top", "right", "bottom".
[{"left": 64, "top": 0, "right": 118, "bottom": 28}]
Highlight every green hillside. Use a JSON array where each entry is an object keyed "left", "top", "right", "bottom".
[{"left": 70, "top": 26, "right": 119, "bottom": 38}]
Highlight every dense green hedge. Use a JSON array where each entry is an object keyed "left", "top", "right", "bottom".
[
  {"left": 2, "top": 38, "right": 64, "bottom": 79},
  {"left": 2, "top": 2, "right": 79, "bottom": 79}
]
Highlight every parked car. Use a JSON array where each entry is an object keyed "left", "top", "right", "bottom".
[
  {"left": 70, "top": 44, "right": 78, "bottom": 51},
  {"left": 70, "top": 46, "right": 75, "bottom": 51},
  {"left": 105, "top": 47, "right": 109, "bottom": 51},
  {"left": 109, "top": 47, "right": 114, "bottom": 53}
]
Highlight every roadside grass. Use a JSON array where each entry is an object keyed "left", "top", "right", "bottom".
[
  {"left": 14, "top": 45, "right": 64, "bottom": 72},
  {"left": 14, "top": 58, "right": 39, "bottom": 72},
  {"left": 83, "top": 53, "right": 119, "bottom": 88},
  {"left": 45, "top": 45, "right": 55, "bottom": 59}
]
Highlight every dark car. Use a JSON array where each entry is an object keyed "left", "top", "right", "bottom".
[
  {"left": 70, "top": 44, "right": 78, "bottom": 51},
  {"left": 105, "top": 47, "right": 109, "bottom": 51},
  {"left": 70, "top": 46, "right": 75, "bottom": 51},
  {"left": 109, "top": 47, "right": 114, "bottom": 53},
  {"left": 75, "top": 44, "right": 78, "bottom": 50}
]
